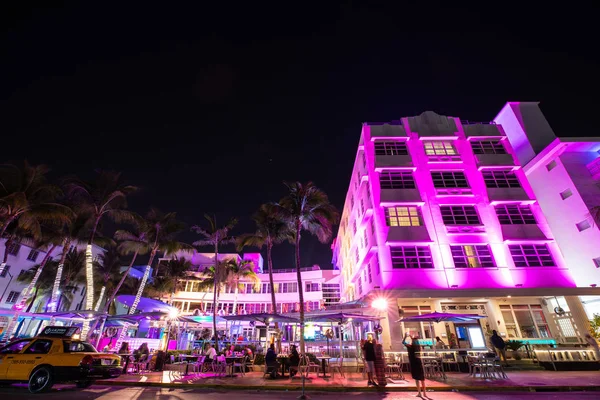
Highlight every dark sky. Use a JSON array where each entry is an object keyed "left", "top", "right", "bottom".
[{"left": 2, "top": 3, "right": 599, "bottom": 269}]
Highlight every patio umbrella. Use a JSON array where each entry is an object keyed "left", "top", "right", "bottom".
[
  {"left": 305, "top": 312, "right": 382, "bottom": 358},
  {"left": 42, "top": 310, "right": 108, "bottom": 321},
  {"left": 115, "top": 295, "right": 177, "bottom": 313},
  {"left": 397, "top": 312, "right": 485, "bottom": 353}
]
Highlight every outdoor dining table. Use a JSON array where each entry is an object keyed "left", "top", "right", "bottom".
[
  {"left": 277, "top": 355, "right": 289, "bottom": 377},
  {"left": 315, "top": 355, "right": 331, "bottom": 378},
  {"left": 224, "top": 356, "right": 245, "bottom": 377},
  {"left": 179, "top": 354, "right": 200, "bottom": 375}
]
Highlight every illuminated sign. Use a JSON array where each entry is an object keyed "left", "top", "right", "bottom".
[{"left": 41, "top": 326, "right": 80, "bottom": 338}]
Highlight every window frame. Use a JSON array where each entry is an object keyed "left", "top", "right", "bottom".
[
  {"left": 451, "top": 245, "right": 496, "bottom": 268},
  {"left": 471, "top": 140, "right": 506, "bottom": 155},
  {"left": 390, "top": 246, "right": 434, "bottom": 269},
  {"left": 385, "top": 206, "right": 423, "bottom": 227},
  {"left": 374, "top": 141, "right": 409, "bottom": 156},
  {"left": 440, "top": 205, "right": 481, "bottom": 225},
  {"left": 495, "top": 204, "right": 536, "bottom": 225},
  {"left": 482, "top": 170, "right": 521, "bottom": 188},
  {"left": 431, "top": 171, "right": 469, "bottom": 188},
  {"left": 509, "top": 244, "right": 555, "bottom": 267},
  {"left": 423, "top": 141, "right": 457, "bottom": 156},
  {"left": 380, "top": 171, "right": 416, "bottom": 189}
]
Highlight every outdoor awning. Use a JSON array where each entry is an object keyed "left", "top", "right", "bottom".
[
  {"left": 306, "top": 312, "right": 382, "bottom": 324},
  {"left": 116, "top": 295, "right": 176, "bottom": 313},
  {"left": 220, "top": 313, "right": 299, "bottom": 325},
  {"left": 396, "top": 311, "right": 485, "bottom": 323}
]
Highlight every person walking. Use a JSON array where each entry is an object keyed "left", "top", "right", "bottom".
[
  {"left": 490, "top": 330, "right": 508, "bottom": 365},
  {"left": 361, "top": 333, "right": 378, "bottom": 387},
  {"left": 403, "top": 332, "right": 428, "bottom": 399}
]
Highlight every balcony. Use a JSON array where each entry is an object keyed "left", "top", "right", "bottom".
[
  {"left": 475, "top": 153, "right": 515, "bottom": 167},
  {"left": 427, "top": 154, "right": 461, "bottom": 163},
  {"left": 380, "top": 188, "right": 422, "bottom": 202},
  {"left": 369, "top": 123, "right": 407, "bottom": 138},
  {"left": 375, "top": 155, "right": 413, "bottom": 168},
  {"left": 486, "top": 187, "right": 529, "bottom": 201},
  {"left": 435, "top": 187, "right": 473, "bottom": 196},
  {"left": 387, "top": 226, "right": 432, "bottom": 242},
  {"left": 500, "top": 224, "right": 547, "bottom": 241},
  {"left": 463, "top": 123, "right": 503, "bottom": 138}
]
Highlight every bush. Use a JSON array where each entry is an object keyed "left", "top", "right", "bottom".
[
  {"left": 254, "top": 354, "right": 265, "bottom": 365},
  {"left": 505, "top": 340, "right": 525, "bottom": 352}
]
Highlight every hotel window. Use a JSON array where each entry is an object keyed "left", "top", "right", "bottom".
[
  {"left": 482, "top": 170, "right": 520, "bottom": 188},
  {"left": 27, "top": 249, "right": 40, "bottom": 262},
  {"left": 390, "top": 246, "right": 434, "bottom": 269},
  {"left": 471, "top": 140, "right": 506, "bottom": 154},
  {"left": 350, "top": 195, "right": 355, "bottom": 209},
  {"left": 352, "top": 220, "right": 357, "bottom": 235},
  {"left": 424, "top": 141, "right": 457, "bottom": 156},
  {"left": 5, "top": 291, "right": 19, "bottom": 304},
  {"left": 305, "top": 283, "right": 319, "bottom": 292},
  {"left": 431, "top": 171, "right": 469, "bottom": 188},
  {"left": 495, "top": 204, "right": 536, "bottom": 224},
  {"left": 400, "top": 305, "right": 433, "bottom": 338},
  {"left": 385, "top": 206, "right": 422, "bottom": 226},
  {"left": 355, "top": 248, "right": 359, "bottom": 264},
  {"left": 451, "top": 245, "right": 495, "bottom": 268},
  {"left": 6, "top": 242, "right": 20, "bottom": 256},
  {"left": 374, "top": 141, "right": 408, "bottom": 156},
  {"left": 0, "top": 265, "right": 10, "bottom": 278},
  {"left": 509, "top": 244, "right": 555, "bottom": 267},
  {"left": 367, "top": 263, "right": 372, "bottom": 283},
  {"left": 357, "top": 276, "right": 362, "bottom": 295},
  {"left": 360, "top": 198, "right": 365, "bottom": 215},
  {"left": 363, "top": 229, "right": 368, "bottom": 249},
  {"left": 380, "top": 171, "right": 416, "bottom": 189},
  {"left": 440, "top": 205, "right": 481, "bottom": 225}
]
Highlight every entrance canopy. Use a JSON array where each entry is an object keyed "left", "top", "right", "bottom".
[
  {"left": 220, "top": 313, "right": 299, "bottom": 325},
  {"left": 307, "top": 312, "right": 382, "bottom": 324},
  {"left": 397, "top": 311, "right": 485, "bottom": 323}
]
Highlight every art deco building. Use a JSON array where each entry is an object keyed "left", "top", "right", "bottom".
[{"left": 332, "top": 109, "right": 597, "bottom": 351}]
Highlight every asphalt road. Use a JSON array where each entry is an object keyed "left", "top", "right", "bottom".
[{"left": 0, "top": 385, "right": 598, "bottom": 400}]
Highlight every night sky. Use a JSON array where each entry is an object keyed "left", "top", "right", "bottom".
[{"left": 2, "top": 3, "right": 599, "bottom": 269}]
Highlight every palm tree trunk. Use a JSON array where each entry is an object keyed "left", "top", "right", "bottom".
[
  {"left": 213, "top": 241, "right": 219, "bottom": 352},
  {"left": 1, "top": 245, "right": 56, "bottom": 344},
  {"left": 294, "top": 222, "right": 306, "bottom": 355},
  {"left": 266, "top": 241, "right": 281, "bottom": 352},
  {"left": 50, "top": 239, "right": 71, "bottom": 315},
  {"left": 233, "top": 283, "right": 239, "bottom": 315},
  {"left": 113, "top": 248, "right": 157, "bottom": 349},
  {"left": 26, "top": 288, "right": 39, "bottom": 313},
  {"left": 81, "top": 217, "right": 101, "bottom": 340},
  {"left": 95, "top": 286, "right": 106, "bottom": 311},
  {"left": 104, "top": 251, "right": 139, "bottom": 313},
  {"left": 0, "top": 216, "right": 16, "bottom": 270}
]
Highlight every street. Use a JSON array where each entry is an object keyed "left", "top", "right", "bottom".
[{"left": 0, "top": 386, "right": 598, "bottom": 399}]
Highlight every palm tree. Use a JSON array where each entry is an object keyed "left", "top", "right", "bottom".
[
  {"left": 277, "top": 182, "right": 339, "bottom": 355},
  {"left": 103, "top": 215, "right": 150, "bottom": 314},
  {"left": 93, "top": 246, "right": 123, "bottom": 311},
  {"left": 63, "top": 170, "right": 137, "bottom": 338},
  {"left": 192, "top": 215, "right": 237, "bottom": 352},
  {"left": 145, "top": 257, "right": 191, "bottom": 302},
  {"left": 224, "top": 258, "right": 258, "bottom": 314},
  {"left": 0, "top": 162, "right": 71, "bottom": 268},
  {"left": 112, "top": 208, "right": 191, "bottom": 347},
  {"left": 237, "top": 203, "right": 290, "bottom": 350}
]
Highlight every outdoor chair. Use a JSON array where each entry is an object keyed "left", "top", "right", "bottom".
[
  {"left": 263, "top": 363, "right": 279, "bottom": 379},
  {"left": 289, "top": 360, "right": 300, "bottom": 379},
  {"left": 190, "top": 356, "right": 205, "bottom": 374},
  {"left": 467, "top": 355, "right": 485, "bottom": 378},
  {"left": 298, "top": 355, "right": 311, "bottom": 377},
  {"left": 329, "top": 357, "right": 344, "bottom": 378},
  {"left": 246, "top": 357, "right": 255, "bottom": 372},
  {"left": 385, "top": 354, "right": 404, "bottom": 379},
  {"left": 307, "top": 358, "right": 320, "bottom": 374},
  {"left": 132, "top": 354, "right": 148, "bottom": 374},
  {"left": 232, "top": 358, "right": 246, "bottom": 376},
  {"left": 215, "top": 356, "right": 227, "bottom": 377}
]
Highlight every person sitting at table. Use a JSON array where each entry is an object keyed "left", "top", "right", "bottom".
[
  {"left": 265, "top": 343, "right": 280, "bottom": 379},
  {"left": 435, "top": 336, "right": 447, "bottom": 350},
  {"left": 135, "top": 343, "right": 150, "bottom": 361},
  {"left": 288, "top": 345, "right": 300, "bottom": 377},
  {"left": 118, "top": 342, "right": 130, "bottom": 354},
  {"left": 245, "top": 346, "right": 253, "bottom": 358},
  {"left": 203, "top": 343, "right": 217, "bottom": 363},
  {"left": 226, "top": 344, "right": 236, "bottom": 357}
]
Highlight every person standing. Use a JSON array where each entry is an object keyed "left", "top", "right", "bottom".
[
  {"left": 403, "top": 332, "right": 428, "bottom": 399},
  {"left": 361, "top": 333, "right": 378, "bottom": 387},
  {"left": 490, "top": 330, "right": 507, "bottom": 365}
]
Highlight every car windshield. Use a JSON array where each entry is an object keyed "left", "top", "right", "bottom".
[{"left": 63, "top": 340, "right": 97, "bottom": 353}]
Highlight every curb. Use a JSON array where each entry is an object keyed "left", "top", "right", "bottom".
[{"left": 99, "top": 380, "right": 600, "bottom": 393}]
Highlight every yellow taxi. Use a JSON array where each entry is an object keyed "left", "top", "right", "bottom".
[{"left": 0, "top": 326, "right": 121, "bottom": 393}]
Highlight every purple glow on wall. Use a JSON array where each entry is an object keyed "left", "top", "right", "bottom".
[{"left": 334, "top": 110, "right": 579, "bottom": 301}]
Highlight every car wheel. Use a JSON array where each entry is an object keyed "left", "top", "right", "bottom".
[
  {"left": 76, "top": 380, "right": 94, "bottom": 389},
  {"left": 28, "top": 366, "right": 53, "bottom": 394}
]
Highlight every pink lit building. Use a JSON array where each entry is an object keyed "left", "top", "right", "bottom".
[
  {"left": 332, "top": 110, "right": 595, "bottom": 351},
  {"left": 495, "top": 102, "right": 600, "bottom": 320}
]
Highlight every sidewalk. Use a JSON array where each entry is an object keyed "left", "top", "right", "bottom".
[{"left": 101, "top": 370, "right": 600, "bottom": 392}]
